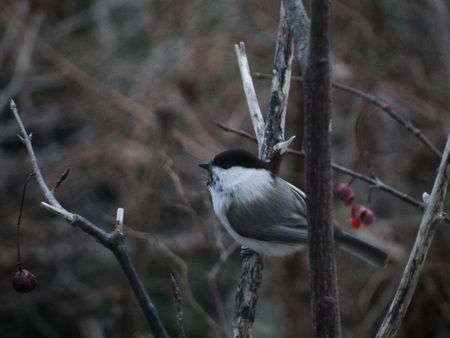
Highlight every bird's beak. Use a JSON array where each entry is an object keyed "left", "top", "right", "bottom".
[{"left": 198, "top": 163, "right": 211, "bottom": 170}]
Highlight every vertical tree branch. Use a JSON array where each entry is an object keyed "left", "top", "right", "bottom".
[
  {"left": 233, "top": 44, "right": 266, "bottom": 338},
  {"left": 305, "top": 0, "right": 340, "bottom": 335},
  {"left": 232, "top": 252, "right": 264, "bottom": 338},
  {"left": 235, "top": 42, "right": 265, "bottom": 157},
  {"left": 263, "top": 2, "right": 294, "bottom": 170},
  {"left": 282, "top": 0, "right": 310, "bottom": 72},
  {"left": 232, "top": 4, "right": 295, "bottom": 337},
  {"left": 376, "top": 133, "right": 450, "bottom": 338},
  {"left": 285, "top": 0, "right": 341, "bottom": 336}
]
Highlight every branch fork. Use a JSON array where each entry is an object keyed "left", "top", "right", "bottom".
[{"left": 10, "top": 100, "right": 169, "bottom": 338}]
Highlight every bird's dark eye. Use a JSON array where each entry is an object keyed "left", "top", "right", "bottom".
[{"left": 221, "top": 163, "right": 231, "bottom": 169}]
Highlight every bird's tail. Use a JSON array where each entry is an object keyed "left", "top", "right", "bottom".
[{"left": 335, "top": 229, "right": 388, "bottom": 267}]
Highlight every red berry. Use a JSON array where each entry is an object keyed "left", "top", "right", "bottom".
[
  {"left": 12, "top": 270, "right": 37, "bottom": 293},
  {"left": 351, "top": 204, "right": 365, "bottom": 219},
  {"left": 333, "top": 183, "right": 355, "bottom": 205},
  {"left": 350, "top": 217, "right": 361, "bottom": 229},
  {"left": 361, "top": 208, "right": 376, "bottom": 226},
  {"left": 351, "top": 204, "right": 376, "bottom": 226}
]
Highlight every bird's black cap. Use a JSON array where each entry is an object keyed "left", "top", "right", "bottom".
[{"left": 201, "top": 149, "right": 270, "bottom": 170}]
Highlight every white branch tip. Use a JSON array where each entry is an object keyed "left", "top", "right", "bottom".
[
  {"left": 274, "top": 136, "right": 296, "bottom": 154},
  {"left": 41, "top": 202, "right": 74, "bottom": 221},
  {"left": 116, "top": 208, "right": 124, "bottom": 233}
]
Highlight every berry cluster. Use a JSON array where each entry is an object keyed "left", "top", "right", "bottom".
[{"left": 333, "top": 183, "right": 375, "bottom": 229}]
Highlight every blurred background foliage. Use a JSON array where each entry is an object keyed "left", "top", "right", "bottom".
[{"left": 1, "top": 0, "right": 450, "bottom": 337}]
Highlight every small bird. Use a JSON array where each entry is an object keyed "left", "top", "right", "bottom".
[{"left": 199, "top": 149, "right": 388, "bottom": 267}]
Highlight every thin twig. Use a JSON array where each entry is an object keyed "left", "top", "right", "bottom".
[
  {"left": 217, "top": 121, "right": 450, "bottom": 224},
  {"left": 16, "top": 173, "right": 35, "bottom": 272},
  {"left": 376, "top": 133, "right": 450, "bottom": 338},
  {"left": 331, "top": 81, "right": 442, "bottom": 158},
  {"left": 331, "top": 163, "right": 426, "bottom": 212},
  {"left": 10, "top": 102, "right": 169, "bottom": 338},
  {"left": 234, "top": 42, "right": 265, "bottom": 157},
  {"left": 206, "top": 242, "right": 239, "bottom": 338},
  {"left": 170, "top": 274, "right": 189, "bottom": 338},
  {"left": 215, "top": 122, "right": 257, "bottom": 142},
  {"left": 52, "top": 168, "right": 70, "bottom": 193},
  {"left": 10, "top": 100, "right": 62, "bottom": 208},
  {"left": 126, "top": 226, "right": 227, "bottom": 335},
  {"left": 253, "top": 72, "right": 442, "bottom": 158}
]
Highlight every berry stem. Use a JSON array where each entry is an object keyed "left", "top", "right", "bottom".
[{"left": 16, "top": 174, "right": 35, "bottom": 272}]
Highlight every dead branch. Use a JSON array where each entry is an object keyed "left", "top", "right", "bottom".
[
  {"left": 10, "top": 100, "right": 169, "bottom": 338},
  {"left": 376, "top": 133, "right": 450, "bottom": 338}
]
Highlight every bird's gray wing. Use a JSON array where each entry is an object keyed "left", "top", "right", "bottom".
[{"left": 226, "top": 178, "right": 309, "bottom": 244}]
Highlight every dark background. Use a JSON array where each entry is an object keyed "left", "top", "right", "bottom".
[{"left": 1, "top": 1, "right": 450, "bottom": 337}]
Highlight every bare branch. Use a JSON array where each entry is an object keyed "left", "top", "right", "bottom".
[
  {"left": 282, "top": 0, "right": 310, "bottom": 72},
  {"left": 376, "top": 133, "right": 450, "bottom": 338},
  {"left": 10, "top": 100, "right": 62, "bottom": 208},
  {"left": 127, "top": 227, "right": 227, "bottom": 336},
  {"left": 254, "top": 72, "right": 443, "bottom": 158},
  {"left": 232, "top": 2, "right": 343, "bottom": 336},
  {"left": 284, "top": 0, "right": 342, "bottom": 336},
  {"left": 331, "top": 81, "right": 442, "bottom": 158},
  {"left": 263, "top": 1, "right": 294, "bottom": 169},
  {"left": 233, "top": 253, "right": 264, "bottom": 338},
  {"left": 216, "top": 122, "right": 449, "bottom": 225},
  {"left": 10, "top": 102, "right": 169, "bottom": 338},
  {"left": 216, "top": 122, "right": 257, "bottom": 142},
  {"left": 207, "top": 242, "right": 239, "bottom": 338},
  {"left": 232, "top": 4, "right": 296, "bottom": 337},
  {"left": 234, "top": 42, "right": 265, "bottom": 156},
  {"left": 41, "top": 202, "right": 75, "bottom": 221}
]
